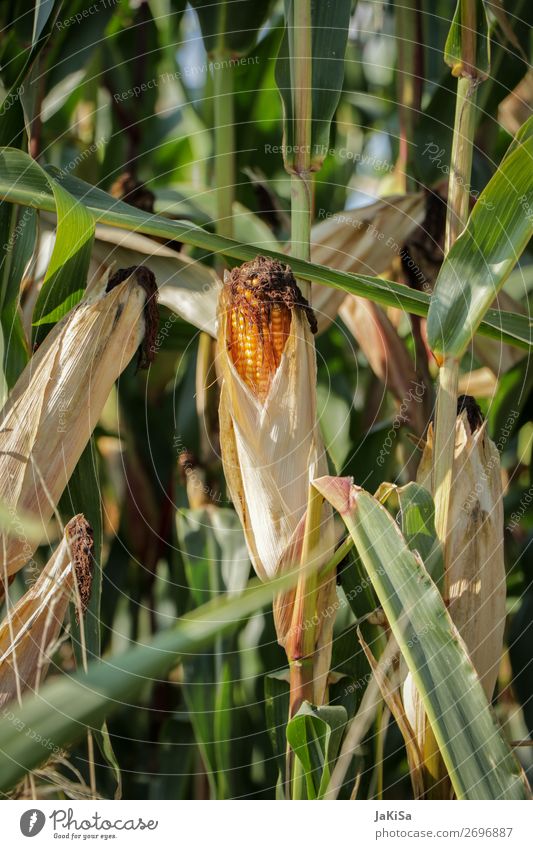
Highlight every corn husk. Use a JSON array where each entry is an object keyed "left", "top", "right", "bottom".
[
  {"left": 416, "top": 406, "right": 506, "bottom": 697},
  {"left": 339, "top": 296, "right": 427, "bottom": 432},
  {"left": 0, "top": 515, "right": 92, "bottom": 707},
  {"left": 403, "top": 403, "right": 506, "bottom": 750},
  {"left": 310, "top": 193, "right": 426, "bottom": 332},
  {"left": 216, "top": 258, "right": 336, "bottom": 700},
  {"left": 0, "top": 267, "right": 156, "bottom": 581},
  {"left": 89, "top": 225, "right": 220, "bottom": 336}
]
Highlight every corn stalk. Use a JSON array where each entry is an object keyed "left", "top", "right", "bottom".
[
  {"left": 427, "top": 0, "right": 489, "bottom": 797},
  {"left": 432, "top": 0, "right": 488, "bottom": 584}
]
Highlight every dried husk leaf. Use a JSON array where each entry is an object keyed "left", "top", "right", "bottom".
[
  {"left": 0, "top": 269, "right": 155, "bottom": 580},
  {"left": 0, "top": 515, "right": 92, "bottom": 707},
  {"left": 89, "top": 225, "right": 220, "bottom": 336},
  {"left": 457, "top": 367, "right": 498, "bottom": 399},
  {"left": 416, "top": 409, "right": 506, "bottom": 698},
  {"left": 309, "top": 194, "right": 426, "bottom": 332},
  {"left": 339, "top": 296, "right": 427, "bottom": 432},
  {"left": 404, "top": 406, "right": 506, "bottom": 744},
  {"left": 216, "top": 261, "right": 336, "bottom": 693}
]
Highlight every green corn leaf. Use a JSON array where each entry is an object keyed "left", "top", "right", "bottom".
[
  {"left": 59, "top": 439, "right": 120, "bottom": 801},
  {"left": 32, "top": 184, "right": 95, "bottom": 337},
  {"left": 275, "top": 0, "right": 351, "bottom": 172},
  {"left": 0, "top": 203, "right": 33, "bottom": 391},
  {"left": 314, "top": 475, "right": 527, "bottom": 800},
  {"left": 213, "top": 660, "right": 233, "bottom": 799},
  {"left": 0, "top": 148, "right": 530, "bottom": 350},
  {"left": 60, "top": 439, "right": 103, "bottom": 663},
  {"left": 0, "top": 152, "right": 95, "bottom": 342},
  {"left": 427, "top": 115, "right": 533, "bottom": 358},
  {"left": 32, "top": 0, "right": 57, "bottom": 49},
  {"left": 177, "top": 507, "right": 249, "bottom": 798},
  {"left": 286, "top": 703, "right": 347, "bottom": 799},
  {"left": 177, "top": 507, "right": 250, "bottom": 602},
  {"left": 264, "top": 671, "right": 290, "bottom": 788}
]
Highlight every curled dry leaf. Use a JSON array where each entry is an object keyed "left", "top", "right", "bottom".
[
  {"left": 309, "top": 193, "right": 426, "bottom": 332},
  {"left": 339, "top": 296, "right": 428, "bottom": 433},
  {"left": 0, "top": 515, "right": 93, "bottom": 708},
  {"left": 0, "top": 267, "right": 157, "bottom": 583}
]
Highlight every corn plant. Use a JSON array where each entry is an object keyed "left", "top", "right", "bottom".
[{"left": 0, "top": 0, "right": 532, "bottom": 802}]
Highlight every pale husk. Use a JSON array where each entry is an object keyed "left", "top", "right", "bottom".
[
  {"left": 309, "top": 193, "right": 426, "bottom": 332},
  {"left": 0, "top": 271, "right": 149, "bottom": 579},
  {"left": 216, "top": 288, "right": 336, "bottom": 698},
  {"left": 403, "top": 410, "right": 506, "bottom": 743},
  {"left": 416, "top": 412, "right": 506, "bottom": 698},
  {"left": 0, "top": 515, "right": 92, "bottom": 707},
  {"left": 89, "top": 225, "right": 220, "bottom": 336}
]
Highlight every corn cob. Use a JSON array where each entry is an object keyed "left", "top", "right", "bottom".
[
  {"left": 416, "top": 395, "right": 506, "bottom": 699},
  {"left": 217, "top": 257, "right": 336, "bottom": 703},
  {"left": 403, "top": 395, "right": 507, "bottom": 773},
  {"left": 223, "top": 256, "right": 316, "bottom": 403},
  {"left": 0, "top": 266, "right": 157, "bottom": 587}
]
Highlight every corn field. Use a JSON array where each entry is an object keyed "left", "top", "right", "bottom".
[{"left": 0, "top": 0, "right": 532, "bottom": 805}]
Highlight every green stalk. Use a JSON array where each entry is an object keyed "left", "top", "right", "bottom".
[
  {"left": 213, "top": 54, "right": 235, "bottom": 240},
  {"left": 287, "top": 2, "right": 314, "bottom": 693},
  {"left": 283, "top": 4, "right": 319, "bottom": 783},
  {"left": 288, "top": 485, "right": 324, "bottom": 713},
  {"left": 291, "top": 172, "right": 312, "bottom": 267},
  {"left": 286, "top": 484, "right": 324, "bottom": 798},
  {"left": 433, "top": 65, "right": 479, "bottom": 585},
  {"left": 395, "top": 0, "right": 423, "bottom": 191},
  {"left": 432, "top": 354, "right": 460, "bottom": 571},
  {"left": 290, "top": 0, "right": 313, "bottom": 284}
]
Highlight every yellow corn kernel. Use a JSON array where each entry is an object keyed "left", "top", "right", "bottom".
[
  {"left": 223, "top": 256, "right": 316, "bottom": 403},
  {"left": 227, "top": 282, "right": 291, "bottom": 402}
]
